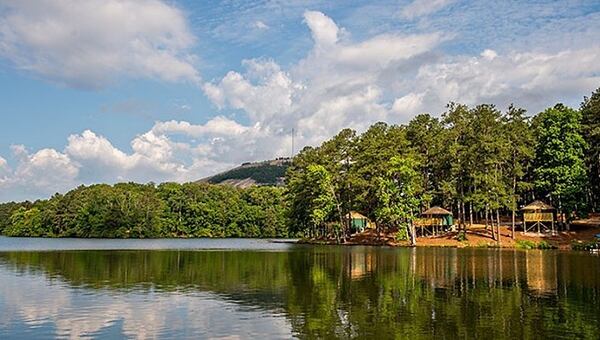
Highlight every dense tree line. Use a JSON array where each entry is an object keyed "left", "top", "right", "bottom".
[
  {"left": 0, "top": 182, "right": 288, "bottom": 238},
  {"left": 287, "top": 89, "right": 599, "bottom": 243},
  {"left": 0, "top": 89, "right": 598, "bottom": 240}
]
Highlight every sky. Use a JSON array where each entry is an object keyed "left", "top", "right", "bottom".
[{"left": 0, "top": 0, "right": 599, "bottom": 202}]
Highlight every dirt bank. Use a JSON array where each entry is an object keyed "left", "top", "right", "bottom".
[{"left": 301, "top": 216, "right": 600, "bottom": 250}]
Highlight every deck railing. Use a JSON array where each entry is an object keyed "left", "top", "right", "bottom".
[
  {"left": 414, "top": 218, "right": 443, "bottom": 226},
  {"left": 523, "top": 212, "right": 553, "bottom": 222}
]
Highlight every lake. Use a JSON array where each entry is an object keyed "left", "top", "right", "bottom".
[{"left": 0, "top": 237, "right": 599, "bottom": 339}]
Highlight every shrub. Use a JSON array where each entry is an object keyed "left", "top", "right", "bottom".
[
  {"left": 516, "top": 239, "right": 557, "bottom": 250},
  {"left": 395, "top": 228, "right": 408, "bottom": 241},
  {"left": 571, "top": 241, "right": 600, "bottom": 251}
]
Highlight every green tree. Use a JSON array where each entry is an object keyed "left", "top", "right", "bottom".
[
  {"left": 533, "top": 104, "right": 588, "bottom": 227},
  {"left": 352, "top": 123, "right": 411, "bottom": 230},
  {"left": 503, "top": 105, "right": 535, "bottom": 238},
  {"left": 375, "top": 156, "right": 422, "bottom": 245},
  {"left": 581, "top": 88, "right": 600, "bottom": 211},
  {"left": 405, "top": 114, "right": 444, "bottom": 208},
  {"left": 439, "top": 103, "right": 473, "bottom": 229},
  {"left": 286, "top": 164, "right": 337, "bottom": 239}
]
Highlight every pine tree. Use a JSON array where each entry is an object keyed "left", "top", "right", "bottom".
[
  {"left": 533, "top": 104, "right": 588, "bottom": 227},
  {"left": 581, "top": 88, "right": 600, "bottom": 211}
]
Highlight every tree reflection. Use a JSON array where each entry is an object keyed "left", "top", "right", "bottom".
[{"left": 0, "top": 247, "right": 599, "bottom": 339}]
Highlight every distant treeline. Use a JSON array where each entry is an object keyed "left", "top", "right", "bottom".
[
  {"left": 0, "top": 88, "right": 598, "bottom": 239},
  {"left": 0, "top": 183, "right": 288, "bottom": 238},
  {"left": 286, "top": 88, "right": 599, "bottom": 242}
]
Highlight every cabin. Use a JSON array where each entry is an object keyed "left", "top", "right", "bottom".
[
  {"left": 414, "top": 206, "right": 454, "bottom": 237},
  {"left": 347, "top": 211, "right": 373, "bottom": 233},
  {"left": 521, "top": 200, "right": 555, "bottom": 234}
]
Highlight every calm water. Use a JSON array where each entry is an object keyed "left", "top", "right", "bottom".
[{"left": 0, "top": 238, "right": 599, "bottom": 339}]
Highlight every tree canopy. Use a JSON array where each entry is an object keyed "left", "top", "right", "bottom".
[{"left": 1, "top": 88, "right": 598, "bottom": 239}]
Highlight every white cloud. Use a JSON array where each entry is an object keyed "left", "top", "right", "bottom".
[
  {"left": 480, "top": 49, "right": 498, "bottom": 60},
  {"left": 253, "top": 20, "right": 269, "bottom": 30},
  {"left": 401, "top": 0, "right": 455, "bottom": 19},
  {"left": 66, "top": 130, "right": 131, "bottom": 169},
  {"left": 204, "top": 11, "right": 444, "bottom": 140},
  {"left": 152, "top": 117, "right": 251, "bottom": 137},
  {"left": 2, "top": 10, "right": 599, "bottom": 202},
  {"left": 0, "top": 156, "right": 7, "bottom": 172},
  {"left": 303, "top": 11, "right": 340, "bottom": 47},
  {"left": 392, "top": 92, "right": 426, "bottom": 114},
  {"left": 202, "top": 10, "right": 599, "bottom": 164},
  {"left": 0, "top": 0, "right": 199, "bottom": 88},
  {"left": 2, "top": 148, "right": 79, "bottom": 199},
  {"left": 410, "top": 46, "right": 600, "bottom": 112},
  {"left": 203, "top": 59, "right": 296, "bottom": 122},
  {"left": 0, "top": 156, "right": 9, "bottom": 187}
]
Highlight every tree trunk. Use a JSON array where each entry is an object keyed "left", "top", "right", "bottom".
[
  {"left": 461, "top": 201, "right": 466, "bottom": 232},
  {"left": 469, "top": 202, "right": 473, "bottom": 226},
  {"left": 407, "top": 219, "right": 416, "bottom": 246},
  {"left": 329, "top": 185, "right": 344, "bottom": 242},
  {"left": 511, "top": 175, "right": 517, "bottom": 239},
  {"left": 511, "top": 209, "right": 515, "bottom": 239},
  {"left": 496, "top": 209, "right": 501, "bottom": 244},
  {"left": 485, "top": 206, "right": 489, "bottom": 232}
]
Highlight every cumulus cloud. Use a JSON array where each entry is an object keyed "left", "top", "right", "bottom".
[
  {"left": 2, "top": 10, "right": 599, "bottom": 202},
  {"left": 203, "top": 11, "right": 445, "bottom": 146},
  {"left": 405, "top": 47, "right": 600, "bottom": 113},
  {"left": 0, "top": 117, "right": 284, "bottom": 200},
  {"left": 401, "top": 0, "right": 455, "bottom": 19},
  {"left": 2, "top": 147, "right": 79, "bottom": 200},
  {"left": 203, "top": 59, "right": 296, "bottom": 122},
  {"left": 0, "top": 156, "right": 9, "bottom": 187},
  {"left": 0, "top": 0, "right": 199, "bottom": 88},
  {"left": 303, "top": 11, "right": 340, "bottom": 47},
  {"left": 152, "top": 117, "right": 251, "bottom": 137}
]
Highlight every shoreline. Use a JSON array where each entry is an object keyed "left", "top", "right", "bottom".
[{"left": 299, "top": 223, "right": 600, "bottom": 251}]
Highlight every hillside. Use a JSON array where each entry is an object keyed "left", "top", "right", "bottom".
[{"left": 198, "top": 158, "right": 291, "bottom": 188}]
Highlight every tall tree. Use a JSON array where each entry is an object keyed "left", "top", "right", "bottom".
[
  {"left": 581, "top": 88, "right": 600, "bottom": 211},
  {"left": 503, "top": 105, "right": 535, "bottom": 238},
  {"left": 406, "top": 114, "right": 444, "bottom": 208},
  {"left": 352, "top": 123, "right": 410, "bottom": 228},
  {"left": 466, "top": 104, "right": 509, "bottom": 242},
  {"left": 533, "top": 104, "right": 588, "bottom": 227},
  {"left": 440, "top": 103, "right": 474, "bottom": 230},
  {"left": 374, "top": 156, "right": 422, "bottom": 245},
  {"left": 287, "top": 164, "right": 338, "bottom": 239}
]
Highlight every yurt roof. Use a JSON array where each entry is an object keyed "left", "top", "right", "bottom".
[
  {"left": 350, "top": 211, "right": 368, "bottom": 219},
  {"left": 521, "top": 200, "right": 555, "bottom": 211},
  {"left": 422, "top": 206, "right": 452, "bottom": 215}
]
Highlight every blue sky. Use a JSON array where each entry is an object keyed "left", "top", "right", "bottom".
[{"left": 0, "top": 0, "right": 599, "bottom": 201}]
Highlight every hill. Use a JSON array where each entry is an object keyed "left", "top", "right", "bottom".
[{"left": 198, "top": 158, "right": 291, "bottom": 188}]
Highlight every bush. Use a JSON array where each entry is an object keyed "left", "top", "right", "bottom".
[
  {"left": 455, "top": 231, "right": 467, "bottom": 242},
  {"left": 516, "top": 239, "right": 556, "bottom": 250},
  {"left": 571, "top": 241, "right": 600, "bottom": 251},
  {"left": 537, "top": 240, "right": 556, "bottom": 249},
  {"left": 395, "top": 228, "right": 408, "bottom": 241}
]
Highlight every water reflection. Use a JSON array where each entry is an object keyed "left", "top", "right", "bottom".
[{"left": 0, "top": 246, "right": 599, "bottom": 339}]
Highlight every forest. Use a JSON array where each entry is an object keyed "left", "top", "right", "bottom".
[
  {"left": 0, "top": 183, "right": 288, "bottom": 238},
  {"left": 0, "top": 88, "right": 598, "bottom": 239},
  {"left": 287, "top": 88, "right": 599, "bottom": 242}
]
